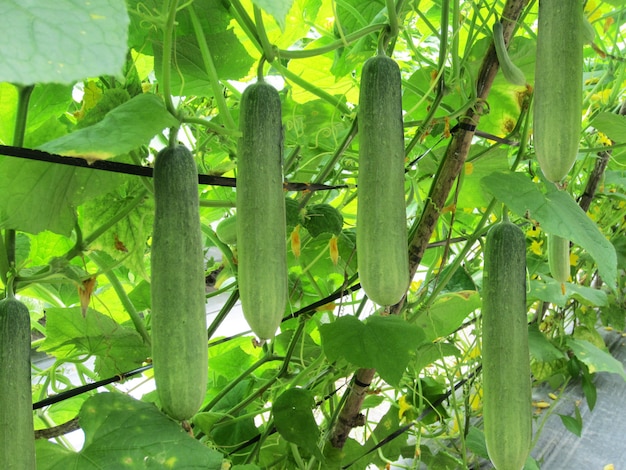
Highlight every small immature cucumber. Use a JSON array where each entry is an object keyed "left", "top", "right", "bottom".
[
  {"left": 0, "top": 296, "right": 36, "bottom": 469},
  {"left": 356, "top": 54, "right": 410, "bottom": 307},
  {"left": 533, "top": 0, "right": 584, "bottom": 183},
  {"left": 493, "top": 21, "right": 526, "bottom": 86},
  {"left": 548, "top": 233, "right": 570, "bottom": 285},
  {"left": 216, "top": 216, "right": 238, "bottom": 245},
  {"left": 482, "top": 219, "right": 532, "bottom": 470},
  {"left": 151, "top": 145, "right": 208, "bottom": 421},
  {"left": 236, "top": 81, "right": 288, "bottom": 340}
]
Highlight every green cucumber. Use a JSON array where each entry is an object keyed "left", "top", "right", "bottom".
[
  {"left": 482, "top": 219, "right": 532, "bottom": 470},
  {"left": 548, "top": 233, "right": 570, "bottom": 285},
  {"left": 493, "top": 21, "right": 526, "bottom": 86},
  {"left": 151, "top": 145, "right": 208, "bottom": 421},
  {"left": 216, "top": 216, "right": 238, "bottom": 245},
  {"left": 356, "top": 54, "right": 409, "bottom": 307},
  {"left": 236, "top": 81, "right": 288, "bottom": 340},
  {"left": 533, "top": 0, "right": 584, "bottom": 183},
  {"left": 0, "top": 296, "right": 36, "bottom": 469}
]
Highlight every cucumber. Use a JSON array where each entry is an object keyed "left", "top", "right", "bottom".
[
  {"left": 356, "top": 54, "right": 409, "bottom": 307},
  {"left": 493, "top": 21, "right": 526, "bottom": 86},
  {"left": 236, "top": 81, "right": 288, "bottom": 340},
  {"left": 0, "top": 296, "right": 36, "bottom": 469},
  {"left": 151, "top": 145, "right": 208, "bottom": 421},
  {"left": 482, "top": 219, "right": 532, "bottom": 470},
  {"left": 533, "top": 0, "right": 584, "bottom": 183},
  {"left": 548, "top": 233, "right": 570, "bottom": 285},
  {"left": 216, "top": 216, "right": 238, "bottom": 245}
]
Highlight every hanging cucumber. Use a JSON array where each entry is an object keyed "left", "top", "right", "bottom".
[
  {"left": 151, "top": 145, "right": 208, "bottom": 421},
  {"left": 482, "top": 218, "right": 532, "bottom": 470},
  {"left": 548, "top": 233, "right": 570, "bottom": 285},
  {"left": 236, "top": 81, "right": 288, "bottom": 340},
  {"left": 533, "top": 0, "right": 584, "bottom": 183},
  {"left": 356, "top": 54, "right": 410, "bottom": 307},
  {"left": 0, "top": 295, "right": 36, "bottom": 469},
  {"left": 493, "top": 21, "right": 526, "bottom": 86}
]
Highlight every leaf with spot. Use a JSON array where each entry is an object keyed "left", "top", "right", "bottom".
[
  {"left": 272, "top": 388, "right": 324, "bottom": 462},
  {"left": 567, "top": 338, "right": 626, "bottom": 380},
  {"left": 0, "top": 0, "right": 129, "bottom": 85},
  {"left": 35, "top": 393, "right": 223, "bottom": 469}
]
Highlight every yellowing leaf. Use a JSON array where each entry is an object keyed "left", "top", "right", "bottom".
[{"left": 83, "top": 81, "right": 103, "bottom": 111}]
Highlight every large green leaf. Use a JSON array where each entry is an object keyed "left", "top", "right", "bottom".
[
  {"left": 567, "top": 338, "right": 626, "bottom": 380},
  {"left": 252, "top": 0, "right": 295, "bottom": 30},
  {"left": 38, "top": 307, "right": 150, "bottom": 378},
  {"left": 0, "top": 155, "right": 124, "bottom": 235},
  {"left": 482, "top": 171, "right": 618, "bottom": 289},
  {"left": 273, "top": 388, "right": 324, "bottom": 461},
  {"left": 414, "top": 291, "right": 481, "bottom": 342},
  {"left": 39, "top": 93, "right": 178, "bottom": 160},
  {"left": 35, "top": 393, "right": 223, "bottom": 469},
  {"left": 319, "top": 314, "right": 425, "bottom": 386},
  {"left": 590, "top": 112, "right": 626, "bottom": 143},
  {"left": 0, "top": 0, "right": 129, "bottom": 85}
]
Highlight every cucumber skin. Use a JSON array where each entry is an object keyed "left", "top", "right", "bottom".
[
  {"left": 533, "top": 0, "right": 584, "bottom": 183},
  {"left": 548, "top": 233, "right": 570, "bottom": 284},
  {"left": 236, "top": 82, "right": 288, "bottom": 340},
  {"left": 151, "top": 145, "right": 208, "bottom": 421},
  {"left": 0, "top": 297, "right": 36, "bottom": 469},
  {"left": 482, "top": 221, "right": 532, "bottom": 470},
  {"left": 356, "top": 55, "right": 410, "bottom": 307}
]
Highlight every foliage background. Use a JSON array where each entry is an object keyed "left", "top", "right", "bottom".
[{"left": 0, "top": 0, "right": 626, "bottom": 468}]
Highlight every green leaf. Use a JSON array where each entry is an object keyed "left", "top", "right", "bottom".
[
  {"left": 362, "top": 406, "right": 407, "bottom": 467},
  {"left": 482, "top": 171, "right": 618, "bottom": 289},
  {"left": 0, "top": 0, "right": 129, "bottom": 85},
  {"left": 35, "top": 393, "right": 223, "bottom": 469},
  {"left": 591, "top": 112, "right": 626, "bottom": 143},
  {"left": 272, "top": 388, "right": 324, "bottom": 461},
  {"left": 303, "top": 203, "right": 343, "bottom": 237},
  {"left": 528, "top": 324, "right": 567, "bottom": 363},
  {"left": 529, "top": 278, "right": 609, "bottom": 308},
  {"left": 414, "top": 291, "right": 481, "bottom": 342},
  {"left": 154, "top": 32, "right": 254, "bottom": 97},
  {"left": 319, "top": 314, "right": 425, "bottom": 386},
  {"left": 0, "top": 156, "right": 124, "bottom": 236},
  {"left": 39, "top": 93, "right": 178, "bottom": 160},
  {"left": 252, "top": 0, "right": 295, "bottom": 30},
  {"left": 38, "top": 307, "right": 150, "bottom": 378},
  {"left": 567, "top": 338, "right": 626, "bottom": 380},
  {"left": 465, "top": 426, "right": 489, "bottom": 459},
  {"left": 81, "top": 180, "right": 153, "bottom": 274},
  {"left": 559, "top": 404, "right": 583, "bottom": 437}
]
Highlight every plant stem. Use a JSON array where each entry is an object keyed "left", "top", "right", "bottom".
[
  {"left": 253, "top": 6, "right": 276, "bottom": 62},
  {"left": 88, "top": 251, "right": 151, "bottom": 345},
  {"left": 187, "top": 4, "right": 237, "bottom": 130},
  {"left": 206, "top": 289, "right": 240, "bottom": 340},
  {"left": 161, "top": 0, "right": 180, "bottom": 118}
]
